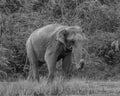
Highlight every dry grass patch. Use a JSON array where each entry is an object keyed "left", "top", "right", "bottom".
[{"left": 0, "top": 78, "right": 120, "bottom": 96}]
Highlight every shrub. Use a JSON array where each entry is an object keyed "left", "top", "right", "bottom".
[
  {"left": 76, "top": 0, "right": 120, "bottom": 34},
  {"left": 0, "top": 0, "right": 22, "bottom": 14},
  {"left": 32, "top": 0, "right": 49, "bottom": 12},
  {"left": 0, "top": 45, "right": 12, "bottom": 80},
  {"left": 52, "top": 4, "right": 62, "bottom": 18}
]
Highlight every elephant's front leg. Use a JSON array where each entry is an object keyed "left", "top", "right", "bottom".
[
  {"left": 45, "top": 50, "right": 57, "bottom": 82},
  {"left": 62, "top": 52, "right": 72, "bottom": 77}
]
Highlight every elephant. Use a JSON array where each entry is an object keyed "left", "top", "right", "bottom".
[{"left": 26, "top": 24, "right": 87, "bottom": 82}]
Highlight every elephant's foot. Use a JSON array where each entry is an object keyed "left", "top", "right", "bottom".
[
  {"left": 62, "top": 71, "right": 71, "bottom": 80},
  {"left": 27, "top": 73, "right": 39, "bottom": 82},
  {"left": 47, "top": 74, "right": 54, "bottom": 84}
]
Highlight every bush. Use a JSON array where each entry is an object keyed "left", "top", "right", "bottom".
[
  {"left": 98, "top": 0, "right": 120, "bottom": 5},
  {"left": 0, "top": 45, "right": 12, "bottom": 80},
  {"left": 52, "top": 4, "right": 62, "bottom": 18},
  {"left": 32, "top": 0, "right": 49, "bottom": 12},
  {"left": 87, "top": 31, "right": 120, "bottom": 65},
  {"left": 0, "top": 0, "right": 22, "bottom": 14},
  {"left": 76, "top": 0, "right": 120, "bottom": 34},
  {"left": 1, "top": 13, "right": 37, "bottom": 76}
]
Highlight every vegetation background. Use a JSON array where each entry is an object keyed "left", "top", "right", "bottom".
[{"left": 1, "top": 0, "right": 120, "bottom": 95}]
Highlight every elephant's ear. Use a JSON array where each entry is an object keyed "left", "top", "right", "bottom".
[{"left": 56, "top": 29, "right": 67, "bottom": 48}]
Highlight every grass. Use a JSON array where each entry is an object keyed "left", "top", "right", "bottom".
[{"left": 0, "top": 77, "right": 120, "bottom": 96}]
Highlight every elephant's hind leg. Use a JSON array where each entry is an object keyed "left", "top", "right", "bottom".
[
  {"left": 27, "top": 60, "right": 39, "bottom": 82},
  {"left": 27, "top": 45, "right": 39, "bottom": 82}
]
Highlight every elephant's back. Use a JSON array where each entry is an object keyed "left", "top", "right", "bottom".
[
  {"left": 28, "top": 24, "right": 64, "bottom": 62},
  {"left": 33, "top": 24, "right": 62, "bottom": 36}
]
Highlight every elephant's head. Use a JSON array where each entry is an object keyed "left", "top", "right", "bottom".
[{"left": 56, "top": 26, "right": 87, "bottom": 50}]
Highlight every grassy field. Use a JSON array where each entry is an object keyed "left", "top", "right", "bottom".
[{"left": 0, "top": 78, "right": 120, "bottom": 96}]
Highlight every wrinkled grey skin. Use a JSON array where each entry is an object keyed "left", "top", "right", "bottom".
[{"left": 26, "top": 24, "right": 86, "bottom": 82}]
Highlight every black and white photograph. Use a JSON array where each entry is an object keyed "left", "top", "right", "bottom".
[{"left": 0, "top": 0, "right": 120, "bottom": 96}]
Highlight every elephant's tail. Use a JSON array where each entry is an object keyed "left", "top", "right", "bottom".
[
  {"left": 29, "top": 38, "right": 38, "bottom": 60},
  {"left": 23, "top": 53, "right": 29, "bottom": 71}
]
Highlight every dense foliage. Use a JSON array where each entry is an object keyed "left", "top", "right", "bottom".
[{"left": 1, "top": 0, "right": 120, "bottom": 81}]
